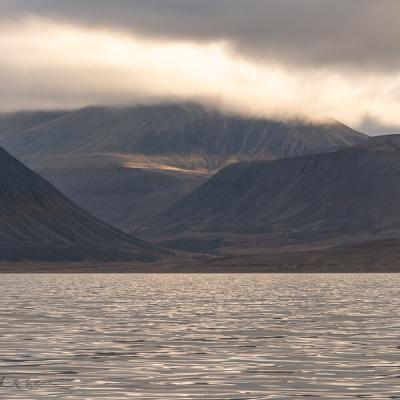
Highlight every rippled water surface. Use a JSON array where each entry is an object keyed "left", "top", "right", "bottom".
[{"left": 0, "top": 274, "right": 399, "bottom": 399}]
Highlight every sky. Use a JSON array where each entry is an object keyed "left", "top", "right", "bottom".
[{"left": 1, "top": 0, "right": 400, "bottom": 134}]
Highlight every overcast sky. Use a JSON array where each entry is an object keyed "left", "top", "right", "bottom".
[{"left": 1, "top": 0, "right": 400, "bottom": 133}]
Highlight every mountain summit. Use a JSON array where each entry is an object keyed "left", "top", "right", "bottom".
[{"left": 0, "top": 103, "right": 365, "bottom": 166}]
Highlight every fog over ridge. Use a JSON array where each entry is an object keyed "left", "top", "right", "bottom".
[{"left": 1, "top": 1, "right": 400, "bottom": 133}]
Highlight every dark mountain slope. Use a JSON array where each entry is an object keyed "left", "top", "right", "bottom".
[
  {"left": 0, "top": 147, "right": 163, "bottom": 261},
  {"left": 0, "top": 103, "right": 366, "bottom": 233},
  {"left": 29, "top": 153, "right": 208, "bottom": 232},
  {"left": 148, "top": 135, "right": 400, "bottom": 244},
  {"left": 0, "top": 110, "right": 70, "bottom": 149}
]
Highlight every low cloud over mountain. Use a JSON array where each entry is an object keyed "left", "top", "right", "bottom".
[{"left": 1, "top": 1, "right": 400, "bottom": 130}]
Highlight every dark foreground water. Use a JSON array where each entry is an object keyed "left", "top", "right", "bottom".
[{"left": 0, "top": 274, "right": 399, "bottom": 399}]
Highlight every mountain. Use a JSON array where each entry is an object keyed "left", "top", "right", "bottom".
[
  {"left": 0, "top": 110, "right": 70, "bottom": 149},
  {"left": 147, "top": 135, "right": 400, "bottom": 247},
  {"left": 0, "top": 103, "right": 366, "bottom": 233},
  {"left": 0, "top": 147, "right": 164, "bottom": 262},
  {"left": 27, "top": 153, "right": 208, "bottom": 232},
  {"left": 0, "top": 103, "right": 365, "bottom": 164}
]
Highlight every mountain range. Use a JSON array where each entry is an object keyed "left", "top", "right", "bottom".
[
  {"left": 0, "top": 103, "right": 366, "bottom": 232},
  {"left": 2, "top": 102, "right": 399, "bottom": 271},
  {"left": 147, "top": 135, "right": 400, "bottom": 251}
]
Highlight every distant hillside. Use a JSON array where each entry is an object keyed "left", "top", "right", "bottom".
[
  {"left": 0, "top": 110, "right": 70, "bottom": 149},
  {"left": 0, "top": 103, "right": 365, "bottom": 166},
  {"left": 27, "top": 153, "right": 208, "bottom": 232},
  {"left": 148, "top": 135, "right": 400, "bottom": 245},
  {"left": 0, "top": 103, "right": 366, "bottom": 233},
  {"left": 0, "top": 147, "right": 164, "bottom": 261}
]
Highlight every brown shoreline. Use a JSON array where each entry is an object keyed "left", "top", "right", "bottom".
[
  {"left": 1, "top": 258, "right": 399, "bottom": 273},
  {"left": 2, "top": 238, "right": 400, "bottom": 273}
]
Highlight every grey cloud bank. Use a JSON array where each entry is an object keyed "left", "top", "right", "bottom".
[
  {"left": 1, "top": 0, "right": 400, "bottom": 133},
  {"left": 1, "top": 0, "right": 400, "bottom": 70}
]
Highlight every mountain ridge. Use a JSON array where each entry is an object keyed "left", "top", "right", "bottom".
[
  {"left": 0, "top": 103, "right": 366, "bottom": 168},
  {"left": 0, "top": 103, "right": 367, "bottom": 234},
  {"left": 146, "top": 135, "right": 400, "bottom": 246}
]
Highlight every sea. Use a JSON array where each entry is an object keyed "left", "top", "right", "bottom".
[{"left": 0, "top": 273, "right": 399, "bottom": 399}]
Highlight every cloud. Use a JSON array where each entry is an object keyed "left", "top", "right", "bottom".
[
  {"left": 1, "top": 0, "right": 400, "bottom": 71},
  {"left": 1, "top": 17, "right": 400, "bottom": 131},
  {"left": 0, "top": 2, "right": 400, "bottom": 133}
]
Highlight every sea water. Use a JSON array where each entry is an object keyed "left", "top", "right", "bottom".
[{"left": 0, "top": 273, "right": 399, "bottom": 399}]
